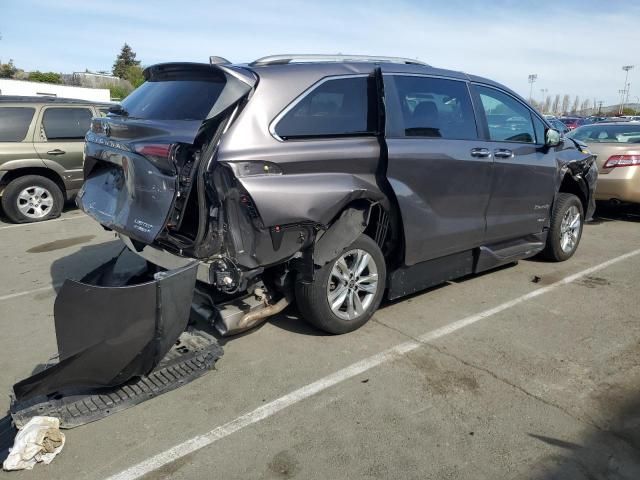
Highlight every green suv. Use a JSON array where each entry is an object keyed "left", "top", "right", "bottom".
[{"left": 0, "top": 96, "right": 108, "bottom": 223}]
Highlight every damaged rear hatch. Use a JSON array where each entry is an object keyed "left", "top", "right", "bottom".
[{"left": 79, "top": 62, "right": 255, "bottom": 250}]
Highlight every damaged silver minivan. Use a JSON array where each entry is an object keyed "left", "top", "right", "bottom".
[{"left": 12, "top": 55, "right": 598, "bottom": 426}]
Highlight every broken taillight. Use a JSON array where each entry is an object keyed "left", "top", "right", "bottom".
[
  {"left": 134, "top": 143, "right": 178, "bottom": 173},
  {"left": 603, "top": 154, "right": 640, "bottom": 169}
]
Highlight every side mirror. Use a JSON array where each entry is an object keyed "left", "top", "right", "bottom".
[{"left": 545, "top": 128, "right": 561, "bottom": 147}]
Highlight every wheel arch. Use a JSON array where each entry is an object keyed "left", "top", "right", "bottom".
[
  {"left": 313, "top": 196, "right": 403, "bottom": 269},
  {"left": 0, "top": 166, "right": 67, "bottom": 200},
  {"left": 557, "top": 171, "right": 589, "bottom": 214}
]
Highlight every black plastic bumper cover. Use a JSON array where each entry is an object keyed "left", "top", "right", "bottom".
[{"left": 13, "top": 258, "right": 199, "bottom": 403}]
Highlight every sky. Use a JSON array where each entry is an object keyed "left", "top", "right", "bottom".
[{"left": 2, "top": 0, "right": 639, "bottom": 106}]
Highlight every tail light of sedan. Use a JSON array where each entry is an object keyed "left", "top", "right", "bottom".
[{"left": 603, "top": 154, "right": 640, "bottom": 169}]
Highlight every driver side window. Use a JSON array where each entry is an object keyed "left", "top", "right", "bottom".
[{"left": 476, "top": 86, "right": 536, "bottom": 143}]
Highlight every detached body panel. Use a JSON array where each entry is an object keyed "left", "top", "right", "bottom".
[{"left": 13, "top": 258, "right": 198, "bottom": 403}]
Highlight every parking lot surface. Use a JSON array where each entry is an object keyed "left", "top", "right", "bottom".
[{"left": 0, "top": 207, "right": 639, "bottom": 479}]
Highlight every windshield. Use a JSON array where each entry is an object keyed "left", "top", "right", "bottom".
[
  {"left": 120, "top": 79, "right": 226, "bottom": 120},
  {"left": 567, "top": 124, "right": 640, "bottom": 143}
]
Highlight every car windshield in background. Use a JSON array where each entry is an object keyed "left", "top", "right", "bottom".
[
  {"left": 549, "top": 119, "right": 567, "bottom": 131},
  {"left": 120, "top": 79, "right": 226, "bottom": 120},
  {"left": 568, "top": 124, "right": 640, "bottom": 143}
]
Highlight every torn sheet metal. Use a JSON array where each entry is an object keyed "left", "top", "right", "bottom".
[
  {"left": 314, "top": 206, "right": 368, "bottom": 266},
  {"left": 78, "top": 151, "right": 179, "bottom": 245},
  {"left": 2, "top": 416, "right": 65, "bottom": 471},
  {"left": 12, "top": 257, "right": 198, "bottom": 403}
]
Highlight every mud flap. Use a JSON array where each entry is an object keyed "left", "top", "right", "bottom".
[{"left": 11, "top": 255, "right": 222, "bottom": 427}]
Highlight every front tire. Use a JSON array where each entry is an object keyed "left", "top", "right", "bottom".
[
  {"left": 296, "top": 234, "right": 386, "bottom": 334},
  {"left": 1, "top": 175, "right": 64, "bottom": 223},
  {"left": 541, "top": 193, "right": 584, "bottom": 261}
]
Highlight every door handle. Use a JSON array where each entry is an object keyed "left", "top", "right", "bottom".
[
  {"left": 494, "top": 149, "right": 514, "bottom": 159},
  {"left": 470, "top": 148, "right": 492, "bottom": 158},
  {"left": 46, "top": 149, "right": 66, "bottom": 156}
]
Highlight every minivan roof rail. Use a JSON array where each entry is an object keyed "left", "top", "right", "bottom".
[
  {"left": 249, "top": 54, "right": 430, "bottom": 67},
  {"left": 0, "top": 95, "right": 111, "bottom": 105}
]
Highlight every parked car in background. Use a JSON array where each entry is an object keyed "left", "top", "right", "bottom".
[
  {"left": 601, "top": 116, "right": 631, "bottom": 123},
  {"left": 560, "top": 117, "right": 591, "bottom": 130},
  {"left": 548, "top": 118, "right": 570, "bottom": 134},
  {"left": 568, "top": 122, "right": 640, "bottom": 204},
  {"left": 0, "top": 96, "right": 109, "bottom": 223}
]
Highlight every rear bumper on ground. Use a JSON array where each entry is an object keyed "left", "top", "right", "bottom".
[
  {"left": 12, "top": 255, "right": 198, "bottom": 403},
  {"left": 595, "top": 166, "right": 640, "bottom": 203}
]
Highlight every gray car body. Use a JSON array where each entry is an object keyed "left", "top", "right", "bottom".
[
  {"left": 80, "top": 59, "right": 597, "bottom": 299},
  {"left": 217, "top": 62, "right": 595, "bottom": 262}
]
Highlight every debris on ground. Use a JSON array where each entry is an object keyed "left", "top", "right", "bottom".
[{"left": 2, "top": 416, "right": 65, "bottom": 471}]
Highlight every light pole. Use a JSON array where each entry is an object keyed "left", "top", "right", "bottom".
[
  {"left": 619, "top": 89, "right": 627, "bottom": 115},
  {"left": 528, "top": 74, "right": 538, "bottom": 103},
  {"left": 624, "top": 83, "right": 632, "bottom": 111},
  {"left": 620, "top": 65, "right": 634, "bottom": 114}
]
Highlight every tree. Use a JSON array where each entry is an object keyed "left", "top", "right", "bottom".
[
  {"left": 580, "top": 99, "right": 590, "bottom": 114},
  {"left": 28, "top": 71, "right": 62, "bottom": 84},
  {"left": 552, "top": 94, "right": 560, "bottom": 115},
  {"left": 109, "top": 84, "right": 133, "bottom": 101},
  {"left": 112, "top": 43, "right": 140, "bottom": 79},
  {"left": 571, "top": 96, "right": 580, "bottom": 114},
  {"left": 543, "top": 95, "right": 552, "bottom": 115},
  {"left": 561, "top": 94, "right": 570, "bottom": 114},
  {"left": 0, "top": 59, "right": 18, "bottom": 78},
  {"left": 124, "top": 64, "right": 144, "bottom": 88}
]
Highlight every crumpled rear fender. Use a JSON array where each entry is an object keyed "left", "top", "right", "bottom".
[
  {"left": 13, "top": 257, "right": 198, "bottom": 403},
  {"left": 238, "top": 172, "right": 388, "bottom": 227}
]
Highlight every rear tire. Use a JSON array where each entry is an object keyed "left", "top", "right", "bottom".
[
  {"left": 296, "top": 234, "right": 386, "bottom": 334},
  {"left": 1, "top": 175, "right": 64, "bottom": 223},
  {"left": 540, "top": 193, "right": 584, "bottom": 262}
]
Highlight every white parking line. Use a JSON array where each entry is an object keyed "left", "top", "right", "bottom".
[
  {"left": 0, "top": 214, "right": 86, "bottom": 231},
  {"left": 105, "top": 247, "right": 640, "bottom": 480},
  {"left": 0, "top": 284, "right": 60, "bottom": 302}
]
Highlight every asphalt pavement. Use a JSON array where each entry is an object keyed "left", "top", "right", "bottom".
[{"left": 0, "top": 206, "right": 638, "bottom": 479}]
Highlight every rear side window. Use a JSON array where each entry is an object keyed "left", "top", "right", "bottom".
[
  {"left": 0, "top": 107, "right": 35, "bottom": 142},
  {"left": 275, "top": 76, "right": 377, "bottom": 140},
  {"left": 42, "top": 108, "right": 93, "bottom": 140},
  {"left": 476, "top": 86, "right": 535, "bottom": 143},
  {"left": 121, "top": 80, "right": 226, "bottom": 120},
  {"left": 391, "top": 76, "right": 477, "bottom": 140}
]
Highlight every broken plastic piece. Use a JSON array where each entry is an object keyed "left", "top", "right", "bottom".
[
  {"left": 12, "top": 330, "right": 223, "bottom": 429},
  {"left": 2, "top": 416, "right": 65, "bottom": 471},
  {"left": 12, "top": 255, "right": 199, "bottom": 403}
]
